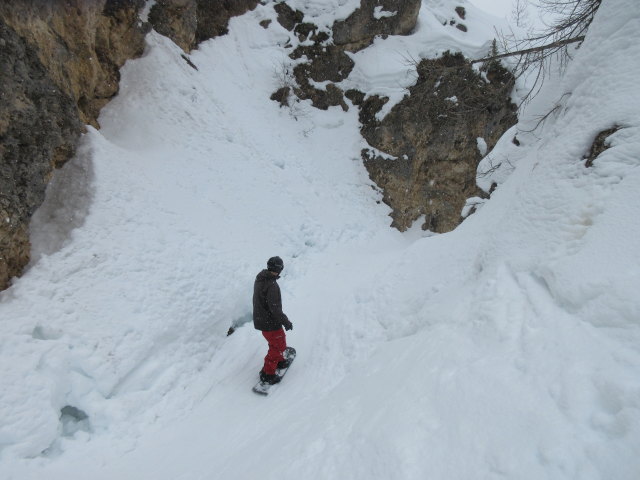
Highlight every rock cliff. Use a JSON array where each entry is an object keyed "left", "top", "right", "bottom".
[
  {"left": 269, "top": 1, "right": 517, "bottom": 233},
  {"left": 0, "top": 0, "right": 148, "bottom": 290},
  {"left": 1, "top": 0, "right": 516, "bottom": 289},
  {"left": 0, "top": 0, "right": 258, "bottom": 290},
  {"left": 272, "top": 0, "right": 420, "bottom": 111},
  {"left": 148, "top": 0, "right": 259, "bottom": 52},
  {"left": 333, "top": 0, "right": 421, "bottom": 51},
  {"left": 361, "top": 52, "right": 517, "bottom": 232}
]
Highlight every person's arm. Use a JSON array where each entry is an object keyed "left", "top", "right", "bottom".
[{"left": 266, "top": 283, "right": 292, "bottom": 330}]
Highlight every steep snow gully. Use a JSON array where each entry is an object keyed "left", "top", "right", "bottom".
[{"left": 2, "top": 1, "right": 640, "bottom": 479}]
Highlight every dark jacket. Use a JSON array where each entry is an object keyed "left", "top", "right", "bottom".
[{"left": 253, "top": 270, "right": 290, "bottom": 331}]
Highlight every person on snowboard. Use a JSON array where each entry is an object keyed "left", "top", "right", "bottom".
[{"left": 253, "top": 256, "right": 293, "bottom": 384}]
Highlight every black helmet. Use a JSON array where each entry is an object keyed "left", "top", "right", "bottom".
[{"left": 267, "top": 256, "right": 284, "bottom": 273}]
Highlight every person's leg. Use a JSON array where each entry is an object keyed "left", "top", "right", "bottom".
[{"left": 262, "top": 329, "right": 287, "bottom": 375}]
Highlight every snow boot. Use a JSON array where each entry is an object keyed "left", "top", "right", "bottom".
[
  {"left": 259, "top": 370, "right": 282, "bottom": 385},
  {"left": 277, "top": 358, "right": 292, "bottom": 369}
]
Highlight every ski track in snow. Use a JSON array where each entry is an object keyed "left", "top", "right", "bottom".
[{"left": 2, "top": 1, "right": 640, "bottom": 479}]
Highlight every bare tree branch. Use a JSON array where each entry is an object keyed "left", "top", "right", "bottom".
[
  {"left": 475, "top": 0, "right": 601, "bottom": 107},
  {"left": 471, "top": 35, "right": 585, "bottom": 65}
]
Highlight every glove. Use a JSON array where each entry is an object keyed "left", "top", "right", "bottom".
[{"left": 283, "top": 319, "right": 293, "bottom": 331}]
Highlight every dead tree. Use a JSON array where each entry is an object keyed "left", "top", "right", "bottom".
[{"left": 474, "top": 0, "right": 602, "bottom": 105}]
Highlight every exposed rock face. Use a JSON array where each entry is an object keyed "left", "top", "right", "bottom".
[
  {"left": 0, "top": 0, "right": 148, "bottom": 290},
  {"left": 272, "top": 0, "right": 421, "bottom": 111},
  {"left": 272, "top": 6, "right": 351, "bottom": 111},
  {"left": 0, "top": 1, "right": 149, "bottom": 127},
  {"left": 333, "top": 0, "right": 421, "bottom": 51},
  {"left": 274, "top": 2, "right": 304, "bottom": 32},
  {"left": 291, "top": 44, "right": 354, "bottom": 110},
  {"left": 148, "top": 0, "right": 198, "bottom": 52},
  {"left": 0, "top": 0, "right": 262, "bottom": 290},
  {"left": 148, "top": 0, "right": 259, "bottom": 52},
  {"left": 196, "top": 0, "right": 260, "bottom": 42},
  {"left": 584, "top": 126, "right": 620, "bottom": 168},
  {"left": 269, "top": 3, "right": 516, "bottom": 234},
  {"left": 0, "top": 0, "right": 513, "bottom": 289},
  {"left": 0, "top": 18, "right": 81, "bottom": 289},
  {"left": 361, "top": 52, "right": 517, "bottom": 232}
]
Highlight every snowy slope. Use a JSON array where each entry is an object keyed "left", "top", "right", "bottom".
[{"left": 2, "top": 0, "right": 640, "bottom": 479}]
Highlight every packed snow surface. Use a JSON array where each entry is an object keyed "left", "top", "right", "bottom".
[{"left": 2, "top": 0, "right": 640, "bottom": 479}]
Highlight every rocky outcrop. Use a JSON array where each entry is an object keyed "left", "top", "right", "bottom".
[
  {"left": 0, "top": 0, "right": 263, "bottom": 290},
  {"left": 271, "top": 0, "right": 517, "bottom": 232},
  {"left": 584, "top": 126, "right": 619, "bottom": 168},
  {"left": 274, "top": 2, "right": 304, "bottom": 32},
  {"left": 333, "top": 0, "right": 421, "bottom": 51},
  {"left": 0, "top": 0, "right": 149, "bottom": 290},
  {"left": 270, "top": 1, "right": 516, "bottom": 233},
  {"left": 290, "top": 44, "right": 354, "bottom": 110},
  {"left": 0, "top": 0, "right": 513, "bottom": 289},
  {"left": 0, "top": 18, "right": 80, "bottom": 289},
  {"left": 271, "top": 0, "right": 421, "bottom": 111},
  {"left": 196, "top": 0, "right": 260, "bottom": 43},
  {"left": 361, "top": 52, "right": 517, "bottom": 232},
  {"left": 148, "top": 0, "right": 198, "bottom": 52},
  {"left": 0, "top": 1, "right": 149, "bottom": 127},
  {"left": 148, "top": 0, "right": 259, "bottom": 52}
]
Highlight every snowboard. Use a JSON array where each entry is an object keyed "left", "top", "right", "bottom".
[{"left": 252, "top": 346, "right": 296, "bottom": 396}]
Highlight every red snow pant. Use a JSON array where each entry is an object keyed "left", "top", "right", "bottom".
[{"left": 262, "top": 328, "right": 287, "bottom": 375}]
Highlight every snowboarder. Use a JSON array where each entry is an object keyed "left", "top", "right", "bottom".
[{"left": 253, "top": 256, "right": 293, "bottom": 384}]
